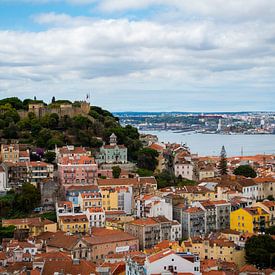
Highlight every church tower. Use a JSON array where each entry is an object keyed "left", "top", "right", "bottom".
[{"left": 110, "top": 133, "right": 117, "bottom": 146}]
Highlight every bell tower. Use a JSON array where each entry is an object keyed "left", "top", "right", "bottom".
[{"left": 110, "top": 133, "right": 117, "bottom": 146}]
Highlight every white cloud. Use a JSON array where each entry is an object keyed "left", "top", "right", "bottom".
[{"left": 1, "top": 0, "right": 275, "bottom": 110}]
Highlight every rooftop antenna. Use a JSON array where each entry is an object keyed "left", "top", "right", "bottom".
[{"left": 241, "top": 147, "right": 243, "bottom": 157}]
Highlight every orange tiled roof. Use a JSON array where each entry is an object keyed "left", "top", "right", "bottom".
[
  {"left": 148, "top": 143, "right": 165, "bottom": 152},
  {"left": 59, "top": 155, "right": 95, "bottom": 165},
  {"left": 239, "top": 264, "right": 259, "bottom": 272},
  {"left": 129, "top": 218, "right": 158, "bottom": 226},
  {"left": 42, "top": 259, "right": 96, "bottom": 275},
  {"left": 184, "top": 207, "right": 204, "bottom": 214},
  {"left": 147, "top": 248, "right": 175, "bottom": 263},
  {"left": 87, "top": 207, "right": 104, "bottom": 213},
  {"left": 84, "top": 228, "right": 138, "bottom": 245}
]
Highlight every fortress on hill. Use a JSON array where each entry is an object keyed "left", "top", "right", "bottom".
[{"left": 18, "top": 101, "right": 91, "bottom": 119}]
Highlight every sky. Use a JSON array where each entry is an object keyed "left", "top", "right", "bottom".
[{"left": 0, "top": 0, "right": 275, "bottom": 112}]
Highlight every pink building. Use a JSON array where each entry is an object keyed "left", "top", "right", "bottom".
[{"left": 58, "top": 156, "right": 98, "bottom": 185}]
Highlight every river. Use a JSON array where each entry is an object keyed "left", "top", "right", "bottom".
[{"left": 142, "top": 130, "right": 275, "bottom": 157}]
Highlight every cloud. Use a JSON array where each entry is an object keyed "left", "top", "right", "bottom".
[{"left": 0, "top": 0, "right": 275, "bottom": 111}]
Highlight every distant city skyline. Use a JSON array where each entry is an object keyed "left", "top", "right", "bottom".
[{"left": 0, "top": 0, "right": 275, "bottom": 112}]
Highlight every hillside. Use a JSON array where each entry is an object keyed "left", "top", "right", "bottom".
[{"left": 0, "top": 97, "right": 142, "bottom": 161}]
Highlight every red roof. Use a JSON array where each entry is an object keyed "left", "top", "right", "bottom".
[
  {"left": 59, "top": 156, "right": 95, "bottom": 165},
  {"left": 147, "top": 248, "right": 175, "bottom": 263},
  {"left": 97, "top": 178, "right": 139, "bottom": 186},
  {"left": 129, "top": 218, "right": 158, "bottom": 226},
  {"left": 184, "top": 207, "right": 204, "bottom": 214}
]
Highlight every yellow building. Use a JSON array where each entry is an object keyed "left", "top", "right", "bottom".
[
  {"left": 230, "top": 207, "right": 270, "bottom": 234},
  {"left": 100, "top": 187, "right": 119, "bottom": 211},
  {"left": 2, "top": 217, "right": 57, "bottom": 236},
  {"left": 182, "top": 237, "right": 245, "bottom": 267},
  {"left": 1, "top": 144, "right": 19, "bottom": 163},
  {"left": 178, "top": 186, "right": 217, "bottom": 204},
  {"left": 78, "top": 192, "right": 102, "bottom": 211},
  {"left": 58, "top": 214, "right": 89, "bottom": 234},
  {"left": 253, "top": 201, "right": 275, "bottom": 226}
]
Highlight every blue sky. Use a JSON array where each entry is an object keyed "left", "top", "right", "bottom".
[{"left": 0, "top": 0, "right": 275, "bottom": 112}]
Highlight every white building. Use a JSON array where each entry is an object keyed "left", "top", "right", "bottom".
[
  {"left": 86, "top": 207, "right": 105, "bottom": 228},
  {"left": 241, "top": 181, "right": 260, "bottom": 200},
  {"left": 0, "top": 165, "right": 7, "bottom": 191},
  {"left": 144, "top": 249, "right": 201, "bottom": 275},
  {"left": 171, "top": 221, "right": 182, "bottom": 241},
  {"left": 135, "top": 194, "right": 173, "bottom": 220},
  {"left": 174, "top": 161, "right": 194, "bottom": 180}
]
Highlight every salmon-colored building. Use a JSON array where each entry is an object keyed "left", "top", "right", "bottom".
[{"left": 58, "top": 156, "right": 98, "bottom": 185}]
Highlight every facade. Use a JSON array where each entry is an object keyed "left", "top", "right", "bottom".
[
  {"left": 143, "top": 249, "right": 201, "bottom": 275},
  {"left": 55, "top": 145, "right": 90, "bottom": 162},
  {"left": 58, "top": 214, "right": 89, "bottom": 234},
  {"left": 65, "top": 184, "right": 99, "bottom": 206},
  {"left": 3, "top": 161, "right": 53, "bottom": 186},
  {"left": 174, "top": 161, "right": 194, "bottom": 180},
  {"left": 2, "top": 218, "right": 57, "bottom": 237},
  {"left": 135, "top": 194, "right": 173, "bottom": 220},
  {"left": 182, "top": 237, "right": 244, "bottom": 265},
  {"left": 58, "top": 155, "right": 98, "bottom": 185},
  {"left": 0, "top": 165, "right": 7, "bottom": 191},
  {"left": 78, "top": 191, "right": 102, "bottom": 211},
  {"left": 97, "top": 133, "right": 127, "bottom": 164},
  {"left": 199, "top": 167, "right": 215, "bottom": 181},
  {"left": 124, "top": 217, "right": 173, "bottom": 250},
  {"left": 84, "top": 228, "right": 139, "bottom": 262},
  {"left": 100, "top": 186, "right": 133, "bottom": 214},
  {"left": 255, "top": 177, "right": 275, "bottom": 200},
  {"left": 27, "top": 161, "right": 54, "bottom": 186},
  {"left": 1, "top": 144, "right": 20, "bottom": 163},
  {"left": 194, "top": 200, "right": 231, "bottom": 232},
  {"left": 181, "top": 207, "right": 206, "bottom": 238},
  {"left": 230, "top": 207, "right": 270, "bottom": 233},
  {"left": 253, "top": 200, "right": 275, "bottom": 226},
  {"left": 171, "top": 220, "right": 182, "bottom": 241},
  {"left": 86, "top": 207, "right": 105, "bottom": 228}
]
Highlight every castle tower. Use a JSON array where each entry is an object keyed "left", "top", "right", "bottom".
[
  {"left": 110, "top": 133, "right": 117, "bottom": 146},
  {"left": 80, "top": 101, "right": 90, "bottom": 114}
]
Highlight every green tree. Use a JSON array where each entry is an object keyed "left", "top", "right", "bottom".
[
  {"left": 3, "top": 123, "right": 19, "bottom": 139},
  {"left": 245, "top": 235, "right": 275, "bottom": 269},
  {"left": 13, "top": 183, "right": 41, "bottom": 214},
  {"left": 0, "top": 225, "right": 16, "bottom": 240},
  {"left": 112, "top": 166, "right": 121, "bottom": 178},
  {"left": 137, "top": 148, "right": 159, "bottom": 171},
  {"left": 156, "top": 170, "right": 176, "bottom": 188},
  {"left": 48, "top": 113, "right": 59, "bottom": 129},
  {"left": 136, "top": 168, "right": 154, "bottom": 177},
  {"left": 234, "top": 165, "right": 257, "bottom": 178},
  {"left": 0, "top": 97, "right": 23, "bottom": 110},
  {"left": 44, "top": 151, "right": 56, "bottom": 163},
  {"left": 218, "top": 145, "right": 228, "bottom": 175}
]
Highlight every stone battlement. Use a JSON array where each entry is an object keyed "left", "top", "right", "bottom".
[{"left": 18, "top": 101, "right": 91, "bottom": 119}]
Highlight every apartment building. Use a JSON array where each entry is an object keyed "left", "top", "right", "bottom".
[
  {"left": 58, "top": 155, "right": 98, "bottom": 185},
  {"left": 125, "top": 217, "right": 173, "bottom": 250}
]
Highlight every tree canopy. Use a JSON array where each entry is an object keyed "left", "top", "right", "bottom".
[
  {"left": 137, "top": 148, "right": 159, "bottom": 171},
  {"left": 245, "top": 235, "right": 275, "bottom": 269},
  {"left": 234, "top": 165, "right": 257, "bottom": 178},
  {"left": 112, "top": 166, "right": 121, "bottom": 178},
  {"left": 0, "top": 183, "right": 41, "bottom": 218}
]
